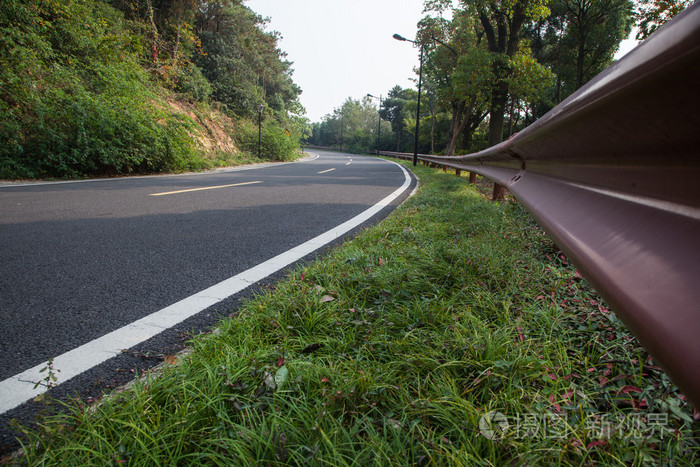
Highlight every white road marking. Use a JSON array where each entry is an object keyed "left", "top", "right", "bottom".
[
  {"left": 0, "top": 160, "right": 412, "bottom": 415},
  {"left": 318, "top": 168, "right": 336, "bottom": 174},
  {"left": 150, "top": 181, "right": 262, "bottom": 196}
]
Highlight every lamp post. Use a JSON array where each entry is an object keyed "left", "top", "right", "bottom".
[
  {"left": 339, "top": 111, "right": 344, "bottom": 152},
  {"left": 367, "top": 93, "right": 382, "bottom": 156},
  {"left": 257, "top": 104, "right": 263, "bottom": 158},
  {"left": 393, "top": 33, "right": 423, "bottom": 166}
]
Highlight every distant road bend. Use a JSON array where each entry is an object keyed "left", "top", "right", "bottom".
[{"left": 0, "top": 151, "right": 415, "bottom": 444}]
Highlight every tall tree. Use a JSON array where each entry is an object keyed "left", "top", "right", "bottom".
[
  {"left": 380, "top": 86, "right": 416, "bottom": 152},
  {"left": 458, "top": 0, "right": 550, "bottom": 147},
  {"left": 559, "top": 0, "right": 633, "bottom": 89},
  {"left": 194, "top": 1, "right": 301, "bottom": 117},
  {"left": 419, "top": 8, "right": 491, "bottom": 155}
]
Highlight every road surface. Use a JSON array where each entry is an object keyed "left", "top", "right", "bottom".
[{"left": 0, "top": 150, "right": 415, "bottom": 452}]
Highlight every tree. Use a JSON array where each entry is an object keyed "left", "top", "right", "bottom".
[
  {"left": 309, "top": 97, "right": 391, "bottom": 152},
  {"left": 557, "top": 0, "right": 633, "bottom": 90},
  {"left": 635, "top": 0, "right": 694, "bottom": 40},
  {"left": 380, "top": 86, "right": 416, "bottom": 152},
  {"left": 194, "top": 1, "right": 301, "bottom": 117},
  {"left": 459, "top": 0, "right": 551, "bottom": 148},
  {"left": 419, "top": 8, "right": 491, "bottom": 155}
]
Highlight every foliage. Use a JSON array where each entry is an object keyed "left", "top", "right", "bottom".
[
  {"left": 309, "top": 96, "right": 395, "bottom": 154},
  {"left": 635, "top": 0, "right": 694, "bottom": 40},
  {"left": 17, "top": 163, "right": 699, "bottom": 464},
  {"left": 529, "top": 0, "right": 634, "bottom": 104},
  {"left": 0, "top": 0, "right": 203, "bottom": 178},
  {"left": 380, "top": 86, "right": 419, "bottom": 153},
  {"left": 194, "top": 1, "right": 302, "bottom": 118},
  {"left": 236, "top": 117, "right": 300, "bottom": 162},
  {"left": 0, "top": 0, "right": 306, "bottom": 179}
]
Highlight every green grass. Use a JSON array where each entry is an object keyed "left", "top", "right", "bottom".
[{"left": 15, "top": 162, "right": 699, "bottom": 465}]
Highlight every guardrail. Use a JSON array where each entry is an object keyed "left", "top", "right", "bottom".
[{"left": 381, "top": 5, "right": 700, "bottom": 408}]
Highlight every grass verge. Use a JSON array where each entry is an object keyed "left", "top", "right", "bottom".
[{"left": 14, "top": 162, "right": 699, "bottom": 465}]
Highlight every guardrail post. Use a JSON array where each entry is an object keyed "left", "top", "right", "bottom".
[
  {"left": 455, "top": 169, "right": 461, "bottom": 177},
  {"left": 469, "top": 172, "right": 477, "bottom": 184},
  {"left": 492, "top": 183, "right": 506, "bottom": 201}
]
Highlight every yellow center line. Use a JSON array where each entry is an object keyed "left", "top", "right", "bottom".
[
  {"left": 318, "top": 168, "right": 336, "bottom": 174},
  {"left": 150, "top": 180, "right": 262, "bottom": 196}
]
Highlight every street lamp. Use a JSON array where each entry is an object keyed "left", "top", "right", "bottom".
[
  {"left": 257, "top": 104, "right": 264, "bottom": 158},
  {"left": 393, "top": 33, "right": 424, "bottom": 166},
  {"left": 367, "top": 93, "right": 382, "bottom": 156}
]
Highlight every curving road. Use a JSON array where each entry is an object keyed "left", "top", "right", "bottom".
[{"left": 0, "top": 150, "right": 415, "bottom": 451}]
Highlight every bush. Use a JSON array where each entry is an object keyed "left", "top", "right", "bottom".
[
  {"left": 237, "top": 118, "right": 299, "bottom": 162},
  {"left": 0, "top": 0, "right": 205, "bottom": 179},
  {"left": 176, "top": 62, "right": 213, "bottom": 102}
]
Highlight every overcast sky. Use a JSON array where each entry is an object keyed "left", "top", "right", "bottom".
[
  {"left": 245, "top": 0, "right": 429, "bottom": 122},
  {"left": 245, "top": 0, "right": 639, "bottom": 123}
]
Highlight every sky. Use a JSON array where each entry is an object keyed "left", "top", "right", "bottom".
[
  {"left": 245, "top": 0, "right": 639, "bottom": 124},
  {"left": 245, "top": 0, "right": 429, "bottom": 123}
]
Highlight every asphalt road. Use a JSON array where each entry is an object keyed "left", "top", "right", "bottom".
[{"left": 0, "top": 150, "right": 415, "bottom": 452}]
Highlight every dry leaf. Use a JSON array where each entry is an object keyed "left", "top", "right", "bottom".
[{"left": 320, "top": 295, "right": 335, "bottom": 303}]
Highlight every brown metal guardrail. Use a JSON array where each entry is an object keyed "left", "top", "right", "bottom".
[{"left": 380, "top": 4, "right": 700, "bottom": 408}]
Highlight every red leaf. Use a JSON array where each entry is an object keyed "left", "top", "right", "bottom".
[
  {"left": 587, "top": 440, "right": 608, "bottom": 449},
  {"left": 549, "top": 395, "right": 562, "bottom": 412},
  {"left": 619, "top": 385, "right": 642, "bottom": 394},
  {"left": 277, "top": 357, "right": 285, "bottom": 367}
]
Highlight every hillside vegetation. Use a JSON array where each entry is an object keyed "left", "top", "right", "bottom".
[{"left": 0, "top": 0, "right": 306, "bottom": 179}]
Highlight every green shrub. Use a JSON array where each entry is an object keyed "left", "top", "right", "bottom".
[
  {"left": 175, "top": 62, "right": 213, "bottom": 102},
  {"left": 237, "top": 118, "right": 299, "bottom": 162},
  {"left": 0, "top": 0, "right": 204, "bottom": 179}
]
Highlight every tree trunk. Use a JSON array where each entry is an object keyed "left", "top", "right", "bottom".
[
  {"left": 430, "top": 106, "right": 436, "bottom": 154},
  {"left": 446, "top": 101, "right": 465, "bottom": 156},
  {"left": 488, "top": 80, "right": 508, "bottom": 147}
]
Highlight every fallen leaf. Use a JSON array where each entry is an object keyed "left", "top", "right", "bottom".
[
  {"left": 264, "top": 371, "right": 276, "bottom": 390},
  {"left": 378, "top": 258, "right": 385, "bottom": 266},
  {"left": 274, "top": 366, "right": 289, "bottom": 388},
  {"left": 165, "top": 355, "right": 178, "bottom": 366},
  {"left": 320, "top": 295, "right": 335, "bottom": 303}
]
